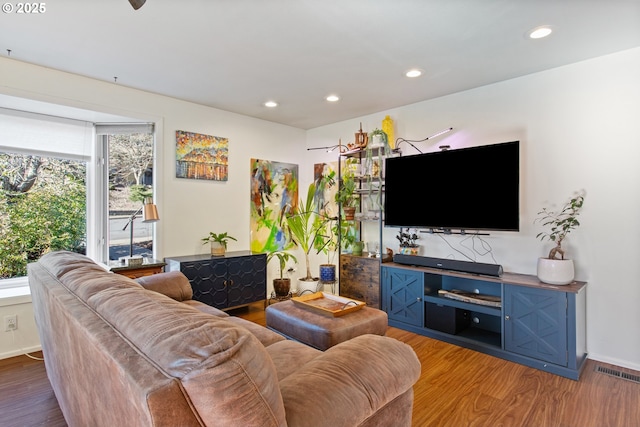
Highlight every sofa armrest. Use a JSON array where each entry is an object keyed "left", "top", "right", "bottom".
[
  {"left": 135, "top": 271, "right": 193, "bottom": 301},
  {"left": 279, "top": 334, "right": 420, "bottom": 427}
]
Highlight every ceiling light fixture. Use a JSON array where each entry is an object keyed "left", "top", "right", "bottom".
[
  {"left": 326, "top": 95, "right": 340, "bottom": 102},
  {"left": 405, "top": 69, "right": 423, "bottom": 78},
  {"left": 528, "top": 26, "right": 553, "bottom": 39},
  {"left": 264, "top": 101, "right": 278, "bottom": 108}
]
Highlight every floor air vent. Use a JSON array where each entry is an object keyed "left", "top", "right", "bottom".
[{"left": 595, "top": 365, "right": 640, "bottom": 384}]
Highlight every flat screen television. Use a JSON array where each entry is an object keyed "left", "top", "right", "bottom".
[{"left": 384, "top": 141, "right": 520, "bottom": 231}]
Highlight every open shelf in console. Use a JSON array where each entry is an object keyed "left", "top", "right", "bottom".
[{"left": 423, "top": 294, "right": 500, "bottom": 316}]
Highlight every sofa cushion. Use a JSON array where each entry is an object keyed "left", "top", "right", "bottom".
[
  {"left": 182, "top": 299, "right": 230, "bottom": 317},
  {"left": 265, "top": 339, "right": 322, "bottom": 381},
  {"left": 225, "top": 316, "right": 286, "bottom": 347},
  {"left": 135, "top": 271, "right": 194, "bottom": 301},
  {"left": 87, "top": 286, "right": 288, "bottom": 427}
]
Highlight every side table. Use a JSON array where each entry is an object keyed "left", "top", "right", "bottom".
[{"left": 109, "top": 259, "right": 166, "bottom": 279}]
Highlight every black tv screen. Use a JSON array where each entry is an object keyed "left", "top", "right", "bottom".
[{"left": 384, "top": 141, "right": 520, "bottom": 231}]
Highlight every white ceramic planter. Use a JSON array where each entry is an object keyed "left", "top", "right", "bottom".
[
  {"left": 536, "top": 258, "right": 575, "bottom": 285},
  {"left": 297, "top": 278, "right": 320, "bottom": 295}
]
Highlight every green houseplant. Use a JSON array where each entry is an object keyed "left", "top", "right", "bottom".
[
  {"left": 267, "top": 250, "right": 297, "bottom": 296},
  {"left": 335, "top": 158, "right": 358, "bottom": 220},
  {"left": 285, "top": 182, "right": 332, "bottom": 294},
  {"left": 535, "top": 190, "right": 586, "bottom": 285},
  {"left": 201, "top": 232, "right": 237, "bottom": 256}
]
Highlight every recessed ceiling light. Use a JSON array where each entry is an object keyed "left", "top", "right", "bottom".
[
  {"left": 405, "top": 69, "right": 423, "bottom": 78},
  {"left": 528, "top": 26, "right": 553, "bottom": 39},
  {"left": 264, "top": 101, "right": 278, "bottom": 108},
  {"left": 326, "top": 95, "right": 340, "bottom": 102}
]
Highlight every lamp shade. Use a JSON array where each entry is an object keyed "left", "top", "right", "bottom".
[{"left": 142, "top": 198, "right": 159, "bottom": 222}]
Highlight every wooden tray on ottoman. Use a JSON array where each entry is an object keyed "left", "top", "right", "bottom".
[{"left": 291, "top": 292, "right": 365, "bottom": 317}]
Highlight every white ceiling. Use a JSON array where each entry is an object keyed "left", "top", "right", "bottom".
[{"left": 1, "top": 0, "right": 639, "bottom": 129}]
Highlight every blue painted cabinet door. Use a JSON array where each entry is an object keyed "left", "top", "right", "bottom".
[
  {"left": 504, "top": 284, "right": 568, "bottom": 366},
  {"left": 382, "top": 267, "right": 424, "bottom": 327}
]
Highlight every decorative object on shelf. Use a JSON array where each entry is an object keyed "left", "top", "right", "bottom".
[
  {"left": 382, "top": 116, "right": 395, "bottom": 149},
  {"left": 267, "top": 250, "right": 297, "bottom": 297},
  {"left": 535, "top": 190, "right": 586, "bottom": 285},
  {"left": 122, "top": 197, "right": 159, "bottom": 257},
  {"left": 354, "top": 122, "right": 368, "bottom": 149},
  {"left": 201, "top": 232, "right": 237, "bottom": 256},
  {"left": 352, "top": 241, "right": 364, "bottom": 256},
  {"left": 368, "top": 128, "right": 388, "bottom": 148},
  {"left": 285, "top": 182, "right": 334, "bottom": 295},
  {"left": 396, "top": 227, "right": 420, "bottom": 255},
  {"left": 176, "top": 130, "right": 229, "bottom": 181},
  {"left": 366, "top": 241, "right": 380, "bottom": 258}
]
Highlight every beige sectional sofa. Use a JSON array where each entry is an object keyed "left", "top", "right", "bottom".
[{"left": 28, "top": 251, "right": 421, "bottom": 427}]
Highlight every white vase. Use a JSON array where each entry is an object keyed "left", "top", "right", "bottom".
[
  {"left": 297, "top": 278, "right": 320, "bottom": 295},
  {"left": 536, "top": 258, "right": 575, "bottom": 285}
]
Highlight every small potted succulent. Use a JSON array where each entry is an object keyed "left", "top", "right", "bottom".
[
  {"left": 535, "top": 190, "right": 586, "bottom": 285},
  {"left": 396, "top": 227, "right": 420, "bottom": 255},
  {"left": 201, "top": 232, "right": 237, "bottom": 256}
]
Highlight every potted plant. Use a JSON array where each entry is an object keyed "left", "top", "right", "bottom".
[
  {"left": 368, "top": 128, "right": 388, "bottom": 148},
  {"left": 267, "top": 250, "right": 297, "bottom": 297},
  {"left": 535, "top": 190, "right": 586, "bottom": 285},
  {"left": 335, "top": 158, "right": 358, "bottom": 220},
  {"left": 201, "top": 232, "right": 237, "bottom": 256},
  {"left": 285, "top": 182, "right": 332, "bottom": 295},
  {"left": 396, "top": 227, "right": 420, "bottom": 255}
]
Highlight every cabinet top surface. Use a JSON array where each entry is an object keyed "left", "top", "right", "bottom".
[
  {"left": 383, "top": 262, "right": 587, "bottom": 293},
  {"left": 164, "top": 251, "right": 264, "bottom": 262},
  {"left": 107, "top": 258, "right": 166, "bottom": 272}
]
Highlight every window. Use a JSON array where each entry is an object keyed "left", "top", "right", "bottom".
[
  {"left": 0, "top": 108, "right": 155, "bottom": 286},
  {"left": 95, "top": 124, "right": 155, "bottom": 262},
  {"left": 0, "top": 107, "right": 92, "bottom": 282},
  {"left": 0, "top": 152, "right": 87, "bottom": 279}
]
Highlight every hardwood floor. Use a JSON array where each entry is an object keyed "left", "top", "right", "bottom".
[{"left": 1, "top": 302, "right": 638, "bottom": 427}]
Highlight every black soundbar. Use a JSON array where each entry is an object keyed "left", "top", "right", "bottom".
[{"left": 393, "top": 254, "right": 503, "bottom": 277}]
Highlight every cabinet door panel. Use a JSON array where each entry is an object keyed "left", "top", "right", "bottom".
[
  {"left": 384, "top": 268, "right": 423, "bottom": 327},
  {"left": 182, "top": 261, "right": 227, "bottom": 308},
  {"left": 504, "top": 285, "right": 567, "bottom": 366},
  {"left": 227, "top": 255, "right": 266, "bottom": 307}
]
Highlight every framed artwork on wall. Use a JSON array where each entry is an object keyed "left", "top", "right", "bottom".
[
  {"left": 175, "top": 130, "right": 228, "bottom": 181},
  {"left": 250, "top": 158, "right": 299, "bottom": 253}
]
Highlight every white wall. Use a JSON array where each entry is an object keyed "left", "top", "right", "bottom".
[
  {"left": 0, "top": 57, "right": 306, "bottom": 359},
  {"left": 307, "top": 47, "right": 640, "bottom": 371},
  {"left": 1, "top": 48, "right": 639, "bottom": 371}
]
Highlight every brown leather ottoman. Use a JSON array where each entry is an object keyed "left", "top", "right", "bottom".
[{"left": 265, "top": 299, "right": 388, "bottom": 350}]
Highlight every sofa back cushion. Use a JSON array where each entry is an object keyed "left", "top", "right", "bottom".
[
  {"left": 37, "top": 251, "right": 143, "bottom": 301},
  {"left": 88, "top": 286, "right": 287, "bottom": 427}
]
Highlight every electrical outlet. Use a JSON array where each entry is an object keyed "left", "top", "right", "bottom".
[{"left": 4, "top": 315, "right": 17, "bottom": 332}]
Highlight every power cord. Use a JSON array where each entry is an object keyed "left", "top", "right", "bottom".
[{"left": 9, "top": 329, "right": 44, "bottom": 361}]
